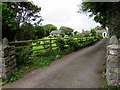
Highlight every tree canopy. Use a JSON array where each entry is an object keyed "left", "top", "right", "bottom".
[
  {"left": 14, "top": 23, "right": 37, "bottom": 40},
  {"left": 2, "top": 2, "right": 43, "bottom": 41},
  {"left": 94, "top": 26, "right": 104, "bottom": 30},
  {"left": 35, "top": 26, "right": 46, "bottom": 39},
  {"left": 59, "top": 26, "right": 74, "bottom": 36},
  {"left": 81, "top": 2, "right": 120, "bottom": 38},
  {"left": 43, "top": 24, "right": 57, "bottom": 36}
]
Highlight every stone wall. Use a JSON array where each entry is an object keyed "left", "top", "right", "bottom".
[
  {"left": 0, "top": 38, "right": 17, "bottom": 79},
  {"left": 106, "top": 36, "right": 120, "bottom": 86}
]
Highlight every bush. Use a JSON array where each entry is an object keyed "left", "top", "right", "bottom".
[
  {"left": 43, "top": 41, "right": 50, "bottom": 49},
  {"left": 48, "top": 36, "right": 53, "bottom": 38},
  {"left": 56, "top": 37, "right": 66, "bottom": 50},
  {"left": 66, "top": 37, "right": 80, "bottom": 50},
  {"left": 16, "top": 47, "right": 35, "bottom": 65}
]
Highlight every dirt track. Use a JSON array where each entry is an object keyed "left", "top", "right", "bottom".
[{"left": 4, "top": 38, "right": 108, "bottom": 88}]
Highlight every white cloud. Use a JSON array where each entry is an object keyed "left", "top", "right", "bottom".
[{"left": 29, "top": 0, "right": 101, "bottom": 32}]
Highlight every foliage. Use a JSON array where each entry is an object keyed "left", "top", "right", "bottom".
[
  {"left": 66, "top": 37, "right": 80, "bottom": 50},
  {"left": 8, "top": 48, "right": 74, "bottom": 82},
  {"left": 74, "top": 31, "right": 78, "bottom": 36},
  {"left": 74, "top": 33, "right": 83, "bottom": 38},
  {"left": 59, "top": 26, "right": 74, "bottom": 36},
  {"left": 34, "top": 56, "right": 56, "bottom": 67},
  {"left": 81, "top": 2, "right": 120, "bottom": 38},
  {"left": 6, "top": 2, "right": 42, "bottom": 25},
  {"left": 35, "top": 26, "right": 46, "bottom": 39},
  {"left": 14, "top": 23, "right": 37, "bottom": 41},
  {"left": 83, "top": 33, "right": 90, "bottom": 37},
  {"left": 94, "top": 26, "right": 104, "bottom": 30},
  {"left": 90, "top": 29, "right": 96, "bottom": 36},
  {"left": 2, "top": 2, "right": 42, "bottom": 41},
  {"left": 2, "top": 3, "right": 18, "bottom": 41},
  {"left": 56, "top": 37, "right": 66, "bottom": 50},
  {"left": 43, "top": 41, "right": 50, "bottom": 49},
  {"left": 43, "top": 24, "right": 57, "bottom": 36},
  {"left": 60, "top": 33, "right": 65, "bottom": 37},
  {"left": 16, "top": 47, "right": 35, "bottom": 65},
  {"left": 48, "top": 36, "right": 53, "bottom": 38},
  {"left": 9, "top": 66, "right": 31, "bottom": 82}
]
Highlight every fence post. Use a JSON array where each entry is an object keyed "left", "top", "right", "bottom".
[
  {"left": 50, "top": 38, "right": 52, "bottom": 49},
  {"left": 30, "top": 41, "right": 33, "bottom": 54}
]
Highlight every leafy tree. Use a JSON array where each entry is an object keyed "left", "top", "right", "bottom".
[
  {"left": 90, "top": 29, "right": 96, "bottom": 36},
  {"left": 14, "top": 23, "right": 37, "bottom": 41},
  {"left": 43, "top": 24, "right": 57, "bottom": 36},
  {"left": 2, "top": 3, "right": 17, "bottom": 41},
  {"left": 6, "top": 2, "right": 42, "bottom": 25},
  {"left": 94, "top": 26, "right": 104, "bottom": 30},
  {"left": 35, "top": 26, "right": 46, "bottom": 39},
  {"left": 84, "top": 33, "right": 90, "bottom": 37},
  {"left": 60, "top": 33, "right": 65, "bottom": 37},
  {"left": 74, "top": 33, "right": 83, "bottom": 38},
  {"left": 59, "top": 26, "right": 74, "bottom": 36},
  {"left": 2, "top": 2, "right": 43, "bottom": 41},
  {"left": 81, "top": 2, "right": 120, "bottom": 38},
  {"left": 74, "top": 31, "right": 78, "bottom": 36}
]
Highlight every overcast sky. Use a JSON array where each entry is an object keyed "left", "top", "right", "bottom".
[{"left": 29, "top": 0, "right": 101, "bottom": 32}]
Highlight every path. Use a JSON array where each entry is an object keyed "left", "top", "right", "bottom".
[{"left": 4, "top": 38, "right": 108, "bottom": 88}]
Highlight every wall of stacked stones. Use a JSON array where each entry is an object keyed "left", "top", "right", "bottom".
[
  {"left": 106, "top": 36, "right": 120, "bottom": 86},
  {"left": 0, "top": 38, "right": 17, "bottom": 80}
]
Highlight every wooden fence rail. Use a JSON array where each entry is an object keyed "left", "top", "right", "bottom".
[{"left": 8, "top": 37, "right": 95, "bottom": 54}]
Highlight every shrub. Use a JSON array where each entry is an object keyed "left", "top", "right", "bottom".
[
  {"left": 56, "top": 37, "right": 66, "bottom": 50},
  {"left": 16, "top": 47, "right": 35, "bottom": 65},
  {"left": 84, "top": 33, "right": 90, "bottom": 37},
  {"left": 48, "top": 36, "right": 53, "bottom": 38},
  {"left": 43, "top": 41, "right": 50, "bottom": 49},
  {"left": 66, "top": 37, "right": 80, "bottom": 50}
]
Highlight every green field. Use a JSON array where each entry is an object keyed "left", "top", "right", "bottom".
[{"left": 32, "top": 37, "right": 57, "bottom": 52}]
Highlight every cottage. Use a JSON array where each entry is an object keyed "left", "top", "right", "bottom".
[
  {"left": 50, "top": 31, "right": 61, "bottom": 36},
  {"left": 82, "top": 29, "right": 108, "bottom": 38},
  {"left": 96, "top": 30, "right": 108, "bottom": 38}
]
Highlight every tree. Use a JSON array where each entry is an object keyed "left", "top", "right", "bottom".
[
  {"left": 90, "top": 29, "right": 96, "bottom": 36},
  {"left": 35, "top": 26, "right": 46, "bottom": 39},
  {"left": 59, "top": 26, "right": 74, "bottom": 36},
  {"left": 81, "top": 2, "right": 120, "bottom": 38},
  {"left": 14, "top": 23, "right": 37, "bottom": 41},
  {"left": 43, "top": 24, "right": 57, "bottom": 36},
  {"left": 94, "top": 26, "right": 104, "bottom": 30},
  {"left": 84, "top": 33, "right": 90, "bottom": 37},
  {"left": 60, "top": 33, "right": 65, "bottom": 37},
  {"left": 2, "top": 2, "right": 43, "bottom": 41},
  {"left": 74, "top": 33, "right": 83, "bottom": 38},
  {"left": 74, "top": 31, "right": 78, "bottom": 36},
  {"left": 2, "top": 3, "right": 18, "bottom": 41}
]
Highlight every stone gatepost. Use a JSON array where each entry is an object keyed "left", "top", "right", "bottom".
[
  {"left": 106, "top": 36, "right": 120, "bottom": 86},
  {"left": 0, "top": 38, "right": 17, "bottom": 80}
]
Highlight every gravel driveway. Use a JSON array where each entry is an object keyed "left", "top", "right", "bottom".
[{"left": 4, "top": 38, "right": 108, "bottom": 88}]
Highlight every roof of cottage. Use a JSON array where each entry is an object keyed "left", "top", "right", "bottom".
[{"left": 50, "top": 31, "right": 61, "bottom": 34}]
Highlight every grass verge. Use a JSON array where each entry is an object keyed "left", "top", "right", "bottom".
[{"left": 8, "top": 48, "right": 73, "bottom": 82}]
